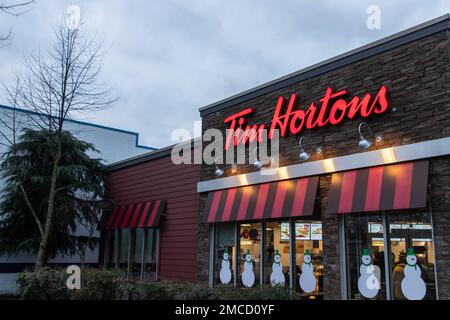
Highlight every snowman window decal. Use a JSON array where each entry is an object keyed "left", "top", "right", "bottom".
[
  {"left": 357, "top": 248, "right": 381, "bottom": 299},
  {"left": 401, "top": 248, "right": 426, "bottom": 300},
  {"left": 219, "top": 248, "right": 232, "bottom": 285},
  {"left": 270, "top": 249, "right": 285, "bottom": 287},
  {"left": 299, "top": 249, "right": 316, "bottom": 293},
  {"left": 241, "top": 249, "right": 255, "bottom": 287}
]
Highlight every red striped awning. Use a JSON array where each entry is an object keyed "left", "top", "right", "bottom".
[
  {"left": 204, "top": 176, "right": 318, "bottom": 223},
  {"left": 103, "top": 200, "right": 166, "bottom": 230},
  {"left": 327, "top": 160, "right": 428, "bottom": 214}
]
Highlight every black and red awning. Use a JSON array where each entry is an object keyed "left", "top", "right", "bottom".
[
  {"left": 327, "top": 160, "right": 429, "bottom": 214},
  {"left": 103, "top": 200, "right": 166, "bottom": 230},
  {"left": 204, "top": 176, "right": 318, "bottom": 223}
]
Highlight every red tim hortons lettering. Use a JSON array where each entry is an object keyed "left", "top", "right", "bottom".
[
  {"left": 224, "top": 86, "right": 389, "bottom": 149},
  {"left": 224, "top": 108, "right": 266, "bottom": 150}
]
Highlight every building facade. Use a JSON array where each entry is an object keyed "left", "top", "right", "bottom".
[
  {"left": 196, "top": 15, "right": 450, "bottom": 300},
  {"left": 100, "top": 15, "right": 450, "bottom": 300},
  {"left": 101, "top": 143, "right": 200, "bottom": 282}
]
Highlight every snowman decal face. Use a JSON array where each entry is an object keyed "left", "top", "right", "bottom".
[
  {"left": 270, "top": 249, "right": 285, "bottom": 287},
  {"left": 303, "top": 254, "right": 311, "bottom": 264},
  {"left": 299, "top": 249, "right": 316, "bottom": 293},
  {"left": 401, "top": 248, "right": 426, "bottom": 300},
  {"left": 357, "top": 248, "right": 381, "bottom": 299},
  {"left": 219, "top": 248, "right": 232, "bottom": 284},
  {"left": 406, "top": 254, "right": 417, "bottom": 266},
  {"left": 241, "top": 250, "right": 255, "bottom": 287},
  {"left": 361, "top": 254, "right": 371, "bottom": 266},
  {"left": 274, "top": 254, "right": 281, "bottom": 264}
]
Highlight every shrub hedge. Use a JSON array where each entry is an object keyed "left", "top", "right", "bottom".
[{"left": 16, "top": 268, "right": 302, "bottom": 300}]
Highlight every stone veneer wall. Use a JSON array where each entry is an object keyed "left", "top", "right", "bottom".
[
  {"left": 429, "top": 157, "right": 450, "bottom": 299},
  {"left": 197, "top": 29, "right": 450, "bottom": 299}
]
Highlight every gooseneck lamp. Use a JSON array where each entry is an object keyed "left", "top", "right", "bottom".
[
  {"left": 252, "top": 147, "right": 263, "bottom": 169},
  {"left": 298, "top": 137, "right": 311, "bottom": 162},
  {"left": 358, "top": 122, "right": 382, "bottom": 150},
  {"left": 214, "top": 157, "right": 224, "bottom": 177}
]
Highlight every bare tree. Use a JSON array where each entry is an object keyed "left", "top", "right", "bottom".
[
  {"left": 0, "top": 1, "right": 34, "bottom": 43},
  {"left": 1, "top": 16, "right": 117, "bottom": 269}
]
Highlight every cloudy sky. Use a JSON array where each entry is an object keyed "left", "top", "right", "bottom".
[{"left": 0, "top": 0, "right": 449, "bottom": 148}]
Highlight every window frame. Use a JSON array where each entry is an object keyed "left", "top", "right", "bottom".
[
  {"left": 209, "top": 218, "right": 324, "bottom": 295},
  {"left": 340, "top": 209, "right": 439, "bottom": 300},
  {"left": 103, "top": 227, "right": 160, "bottom": 281}
]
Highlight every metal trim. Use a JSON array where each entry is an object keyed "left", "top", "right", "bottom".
[
  {"left": 208, "top": 223, "right": 215, "bottom": 287},
  {"left": 289, "top": 218, "right": 296, "bottom": 292},
  {"left": 382, "top": 212, "right": 392, "bottom": 300},
  {"left": 428, "top": 186, "right": 440, "bottom": 300},
  {"left": 235, "top": 222, "right": 240, "bottom": 287},
  {"left": 338, "top": 215, "right": 347, "bottom": 299},
  {"left": 260, "top": 220, "right": 265, "bottom": 286},
  {"left": 140, "top": 229, "right": 146, "bottom": 281},
  {"left": 197, "top": 136, "right": 450, "bottom": 193}
]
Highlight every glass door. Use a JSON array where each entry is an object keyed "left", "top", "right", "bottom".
[
  {"left": 343, "top": 210, "right": 438, "bottom": 300},
  {"left": 344, "top": 214, "right": 387, "bottom": 300},
  {"left": 239, "top": 222, "right": 261, "bottom": 287},
  {"left": 387, "top": 211, "right": 437, "bottom": 300}
]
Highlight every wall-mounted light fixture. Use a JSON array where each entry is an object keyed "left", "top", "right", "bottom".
[
  {"left": 252, "top": 147, "right": 272, "bottom": 169},
  {"left": 214, "top": 157, "right": 224, "bottom": 177},
  {"left": 298, "top": 137, "right": 322, "bottom": 162},
  {"left": 252, "top": 147, "right": 263, "bottom": 169},
  {"left": 358, "top": 122, "right": 382, "bottom": 150}
]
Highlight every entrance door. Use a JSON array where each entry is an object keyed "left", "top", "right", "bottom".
[{"left": 343, "top": 210, "right": 437, "bottom": 300}]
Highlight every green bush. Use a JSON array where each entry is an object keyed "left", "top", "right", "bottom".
[
  {"left": 72, "top": 268, "right": 124, "bottom": 300},
  {"left": 17, "top": 267, "right": 71, "bottom": 300},
  {"left": 16, "top": 267, "right": 300, "bottom": 300}
]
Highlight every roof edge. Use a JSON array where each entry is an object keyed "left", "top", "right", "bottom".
[
  {"left": 107, "top": 137, "right": 201, "bottom": 171},
  {"left": 0, "top": 104, "right": 156, "bottom": 151},
  {"left": 199, "top": 14, "right": 450, "bottom": 117}
]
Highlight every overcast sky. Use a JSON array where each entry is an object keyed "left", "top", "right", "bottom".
[{"left": 0, "top": 0, "right": 449, "bottom": 148}]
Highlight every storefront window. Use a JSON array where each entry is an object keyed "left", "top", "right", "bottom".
[
  {"left": 103, "top": 227, "right": 158, "bottom": 281},
  {"left": 214, "top": 223, "right": 235, "bottom": 285},
  {"left": 345, "top": 214, "right": 386, "bottom": 300},
  {"left": 264, "top": 221, "right": 289, "bottom": 286},
  {"left": 119, "top": 229, "right": 131, "bottom": 272},
  {"left": 105, "top": 230, "right": 118, "bottom": 268},
  {"left": 387, "top": 211, "right": 437, "bottom": 300},
  {"left": 143, "top": 229, "right": 158, "bottom": 281},
  {"left": 131, "top": 228, "right": 145, "bottom": 279},
  {"left": 239, "top": 222, "right": 261, "bottom": 287},
  {"left": 294, "top": 221, "right": 323, "bottom": 296},
  {"left": 344, "top": 211, "right": 437, "bottom": 300}
]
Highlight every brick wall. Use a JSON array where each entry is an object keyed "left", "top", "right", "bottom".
[{"left": 198, "top": 30, "right": 450, "bottom": 298}]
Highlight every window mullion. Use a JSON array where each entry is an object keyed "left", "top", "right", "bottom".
[
  {"left": 140, "top": 229, "right": 146, "bottom": 280},
  {"left": 382, "top": 211, "right": 392, "bottom": 300},
  {"left": 289, "top": 218, "right": 295, "bottom": 291},
  {"left": 260, "top": 220, "right": 265, "bottom": 286},
  {"left": 208, "top": 223, "right": 215, "bottom": 287},
  {"left": 235, "top": 222, "right": 240, "bottom": 288},
  {"left": 127, "top": 229, "right": 134, "bottom": 279}
]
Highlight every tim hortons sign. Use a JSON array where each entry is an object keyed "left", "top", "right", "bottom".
[{"left": 224, "top": 86, "right": 389, "bottom": 150}]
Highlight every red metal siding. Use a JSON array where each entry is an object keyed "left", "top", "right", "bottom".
[{"left": 107, "top": 154, "right": 200, "bottom": 282}]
